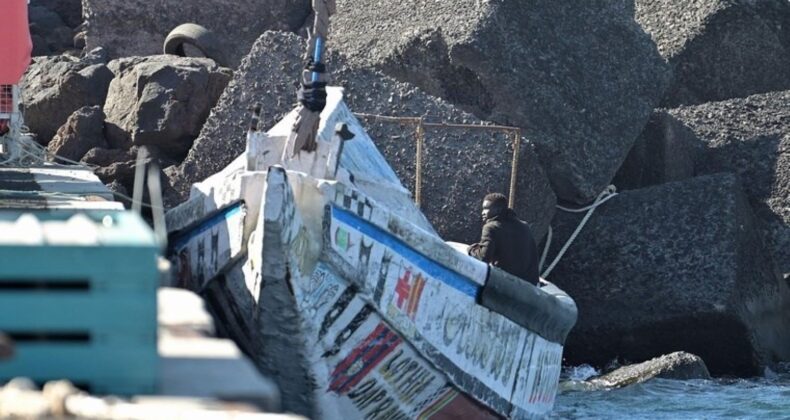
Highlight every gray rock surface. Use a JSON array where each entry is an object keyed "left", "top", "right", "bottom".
[
  {"left": 169, "top": 31, "right": 556, "bottom": 242},
  {"left": 667, "top": 91, "right": 790, "bottom": 276},
  {"left": 21, "top": 50, "right": 113, "bottom": 144},
  {"left": 105, "top": 180, "right": 129, "bottom": 201},
  {"left": 81, "top": 0, "right": 311, "bottom": 67},
  {"left": 32, "top": 0, "right": 83, "bottom": 28},
  {"left": 83, "top": 146, "right": 174, "bottom": 198},
  {"left": 103, "top": 56, "right": 231, "bottom": 157},
  {"left": 589, "top": 352, "right": 710, "bottom": 388},
  {"left": 331, "top": 0, "right": 671, "bottom": 204},
  {"left": 636, "top": 0, "right": 790, "bottom": 107},
  {"left": 94, "top": 160, "right": 136, "bottom": 187},
  {"left": 81, "top": 147, "right": 132, "bottom": 168},
  {"left": 613, "top": 110, "right": 702, "bottom": 190},
  {"left": 28, "top": 0, "right": 83, "bottom": 56},
  {"left": 547, "top": 173, "right": 790, "bottom": 376},
  {"left": 28, "top": 6, "right": 68, "bottom": 54},
  {"left": 47, "top": 105, "right": 107, "bottom": 161}
]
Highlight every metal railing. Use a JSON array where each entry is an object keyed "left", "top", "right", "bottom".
[
  {"left": 0, "top": 85, "right": 23, "bottom": 136},
  {"left": 0, "top": 85, "right": 13, "bottom": 115},
  {"left": 354, "top": 113, "right": 522, "bottom": 209}
]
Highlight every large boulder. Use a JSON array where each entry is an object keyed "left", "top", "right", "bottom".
[
  {"left": 589, "top": 352, "right": 710, "bottom": 388},
  {"left": 636, "top": 0, "right": 790, "bottom": 107},
  {"left": 81, "top": 146, "right": 132, "bottom": 168},
  {"left": 47, "top": 105, "right": 107, "bottom": 161},
  {"left": 29, "top": 0, "right": 83, "bottom": 55},
  {"left": 331, "top": 0, "right": 671, "bottom": 204},
  {"left": 547, "top": 173, "right": 790, "bottom": 376},
  {"left": 86, "top": 146, "right": 174, "bottom": 196},
  {"left": 617, "top": 92, "right": 790, "bottom": 276},
  {"left": 21, "top": 49, "right": 113, "bottom": 144},
  {"left": 169, "top": 31, "right": 557, "bottom": 242},
  {"left": 669, "top": 91, "right": 790, "bottom": 276},
  {"left": 81, "top": 0, "right": 311, "bottom": 67},
  {"left": 103, "top": 56, "right": 231, "bottom": 157},
  {"left": 28, "top": 5, "right": 72, "bottom": 56},
  {"left": 31, "top": 0, "right": 83, "bottom": 28}
]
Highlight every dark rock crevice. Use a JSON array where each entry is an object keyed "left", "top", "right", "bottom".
[{"left": 378, "top": 29, "right": 496, "bottom": 119}]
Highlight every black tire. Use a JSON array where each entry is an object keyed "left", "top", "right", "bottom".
[{"left": 163, "top": 23, "right": 229, "bottom": 67}]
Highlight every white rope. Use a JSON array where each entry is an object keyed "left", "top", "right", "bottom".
[
  {"left": 540, "top": 185, "right": 618, "bottom": 279},
  {"left": 0, "top": 86, "right": 164, "bottom": 212},
  {"left": 538, "top": 224, "right": 553, "bottom": 272},
  {"left": 0, "top": 130, "right": 100, "bottom": 170},
  {"left": 1, "top": 86, "right": 99, "bottom": 170}
]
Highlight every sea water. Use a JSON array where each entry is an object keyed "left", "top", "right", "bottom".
[{"left": 550, "top": 364, "right": 790, "bottom": 419}]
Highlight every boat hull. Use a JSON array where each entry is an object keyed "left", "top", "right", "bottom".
[{"left": 166, "top": 89, "right": 576, "bottom": 419}]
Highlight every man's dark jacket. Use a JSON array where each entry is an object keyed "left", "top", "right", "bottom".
[{"left": 469, "top": 209, "right": 540, "bottom": 284}]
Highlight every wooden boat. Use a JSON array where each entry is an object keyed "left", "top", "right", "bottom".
[{"left": 165, "top": 87, "right": 577, "bottom": 419}]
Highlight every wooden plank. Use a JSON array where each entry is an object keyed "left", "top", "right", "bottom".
[
  {"left": 0, "top": 210, "right": 159, "bottom": 396},
  {"left": 0, "top": 293, "right": 155, "bottom": 330},
  {"left": 0, "top": 247, "right": 158, "bottom": 284},
  {"left": 0, "top": 344, "right": 157, "bottom": 381},
  {"left": 0, "top": 168, "right": 117, "bottom": 210},
  {"left": 0, "top": 211, "right": 157, "bottom": 247}
]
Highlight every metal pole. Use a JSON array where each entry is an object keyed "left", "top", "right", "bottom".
[
  {"left": 508, "top": 128, "right": 521, "bottom": 209},
  {"left": 415, "top": 118, "right": 425, "bottom": 208},
  {"left": 354, "top": 113, "right": 525, "bottom": 208}
]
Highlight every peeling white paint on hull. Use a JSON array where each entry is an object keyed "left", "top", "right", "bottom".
[{"left": 166, "top": 88, "right": 577, "bottom": 419}]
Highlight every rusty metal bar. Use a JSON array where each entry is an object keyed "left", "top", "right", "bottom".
[
  {"left": 354, "top": 112, "right": 523, "bottom": 208},
  {"left": 421, "top": 121, "right": 520, "bottom": 133},
  {"left": 414, "top": 118, "right": 425, "bottom": 208},
  {"left": 355, "top": 113, "right": 519, "bottom": 132},
  {"left": 355, "top": 113, "right": 421, "bottom": 124},
  {"left": 508, "top": 128, "right": 521, "bottom": 209}
]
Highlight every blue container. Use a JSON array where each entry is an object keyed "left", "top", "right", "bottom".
[{"left": 0, "top": 211, "right": 159, "bottom": 395}]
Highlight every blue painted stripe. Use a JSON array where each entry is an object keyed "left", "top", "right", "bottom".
[
  {"left": 172, "top": 203, "right": 244, "bottom": 249},
  {"left": 331, "top": 206, "right": 479, "bottom": 298}
]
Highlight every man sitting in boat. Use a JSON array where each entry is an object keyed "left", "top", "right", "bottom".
[{"left": 468, "top": 192, "right": 540, "bottom": 284}]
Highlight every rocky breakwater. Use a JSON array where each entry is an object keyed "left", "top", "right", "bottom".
[
  {"left": 103, "top": 56, "right": 231, "bottom": 156},
  {"left": 546, "top": 173, "right": 790, "bottom": 376},
  {"left": 20, "top": 51, "right": 231, "bottom": 198},
  {"left": 331, "top": 0, "right": 671, "bottom": 204},
  {"left": 616, "top": 91, "right": 790, "bottom": 278},
  {"left": 81, "top": 0, "right": 311, "bottom": 67},
  {"left": 29, "top": 0, "right": 83, "bottom": 56},
  {"left": 21, "top": 48, "right": 112, "bottom": 144}
]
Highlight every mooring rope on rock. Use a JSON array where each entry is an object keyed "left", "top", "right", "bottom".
[{"left": 540, "top": 185, "right": 618, "bottom": 279}]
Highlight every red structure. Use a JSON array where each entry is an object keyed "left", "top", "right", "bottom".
[
  {"left": 0, "top": 0, "right": 32, "bottom": 85},
  {"left": 0, "top": 0, "right": 31, "bottom": 134}
]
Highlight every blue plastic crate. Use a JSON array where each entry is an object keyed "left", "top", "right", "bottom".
[{"left": 0, "top": 210, "right": 159, "bottom": 395}]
